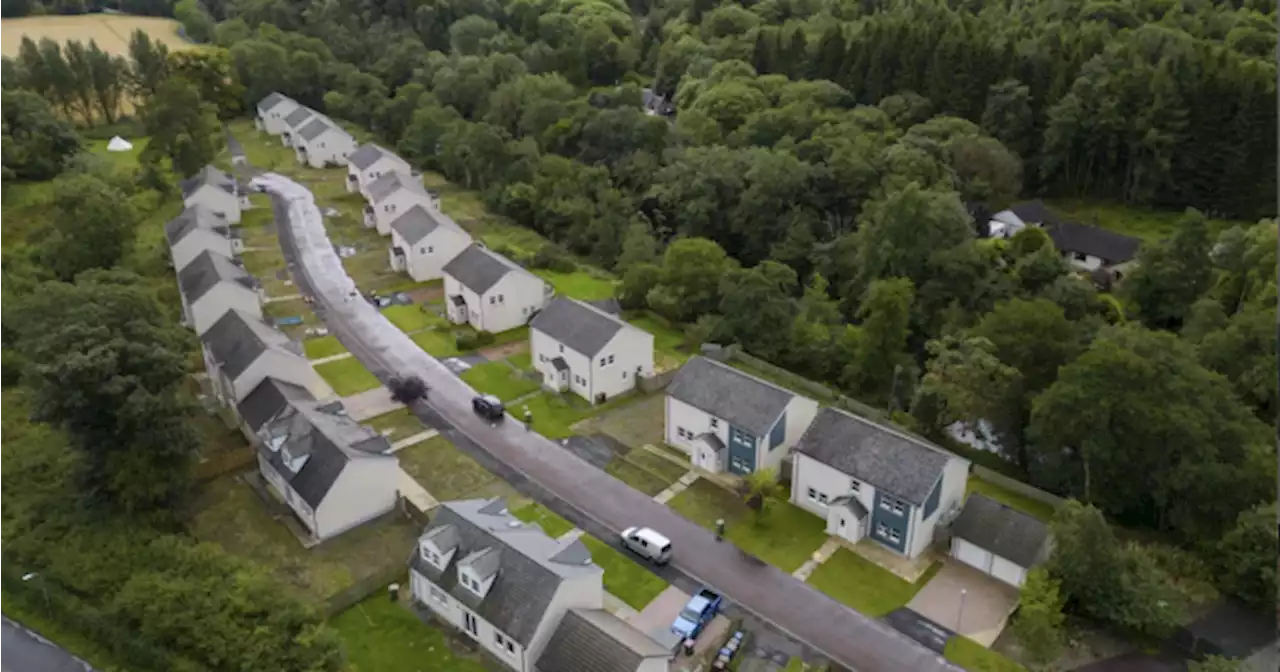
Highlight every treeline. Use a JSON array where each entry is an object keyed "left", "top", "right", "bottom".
[{"left": 1, "top": 0, "right": 175, "bottom": 19}]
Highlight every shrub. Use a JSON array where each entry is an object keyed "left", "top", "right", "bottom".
[
  {"left": 455, "top": 330, "right": 496, "bottom": 351},
  {"left": 531, "top": 243, "right": 577, "bottom": 272}
]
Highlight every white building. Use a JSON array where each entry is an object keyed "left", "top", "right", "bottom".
[
  {"left": 442, "top": 245, "right": 552, "bottom": 334},
  {"left": 949, "top": 493, "right": 1052, "bottom": 588},
  {"left": 257, "top": 398, "right": 400, "bottom": 542},
  {"left": 256, "top": 92, "right": 301, "bottom": 135},
  {"left": 199, "top": 308, "right": 328, "bottom": 407},
  {"left": 664, "top": 356, "right": 818, "bottom": 477},
  {"left": 529, "top": 298, "right": 654, "bottom": 404},
  {"left": 176, "top": 249, "right": 262, "bottom": 335},
  {"left": 293, "top": 118, "right": 356, "bottom": 168},
  {"left": 1044, "top": 220, "right": 1141, "bottom": 275},
  {"left": 388, "top": 205, "right": 473, "bottom": 282},
  {"left": 790, "top": 408, "right": 969, "bottom": 559},
  {"left": 280, "top": 107, "right": 321, "bottom": 147},
  {"left": 347, "top": 144, "right": 413, "bottom": 196},
  {"left": 165, "top": 204, "right": 242, "bottom": 271},
  {"left": 364, "top": 171, "right": 437, "bottom": 235},
  {"left": 180, "top": 165, "right": 249, "bottom": 224}
]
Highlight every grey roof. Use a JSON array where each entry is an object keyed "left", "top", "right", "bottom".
[
  {"left": 200, "top": 309, "right": 296, "bottom": 380},
  {"left": 1008, "top": 200, "right": 1058, "bottom": 226},
  {"left": 410, "top": 498, "right": 601, "bottom": 646},
  {"left": 283, "top": 107, "right": 317, "bottom": 129},
  {"left": 259, "top": 399, "right": 393, "bottom": 508},
  {"left": 390, "top": 204, "right": 466, "bottom": 246},
  {"left": 237, "top": 378, "right": 314, "bottom": 432},
  {"left": 177, "top": 249, "right": 258, "bottom": 304},
  {"left": 531, "top": 298, "right": 633, "bottom": 357},
  {"left": 1045, "top": 220, "right": 1141, "bottom": 264},
  {"left": 666, "top": 356, "right": 796, "bottom": 437},
  {"left": 588, "top": 298, "right": 622, "bottom": 315},
  {"left": 367, "top": 170, "right": 427, "bottom": 204},
  {"left": 793, "top": 408, "right": 955, "bottom": 506},
  {"left": 443, "top": 244, "right": 537, "bottom": 295},
  {"left": 423, "top": 523, "right": 460, "bottom": 552},
  {"left": 179, "top": 165, "right": 236, "bottom": 198},
  {"left": 348, "top": 144, "right": 398, "bottom": 170},
  {"left": 536, "top": 608, "right": 669, "bottom": 672},
  {"left": 952, "top": 494, "right": 1050, "bottom": 567},
  {"left": 165, "top": 204, "right": 229, "bottom": 246},
  {"left": 257, "top": 92, "right": 290, "bottom": 112},
  {"left": 298, "top": 117, "right": 336, "bottom": 142},
  {"left": 550, "top": 357, "right": 569, "bottom": 372},
  {"left": 831, "top": 495, "right": 869, "bottom": 520}
]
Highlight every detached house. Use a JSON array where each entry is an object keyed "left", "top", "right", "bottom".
[
  {"left": 180, "top": 165, "right": 249, "bottom": 224},
  {"left": 280, "top": 106, "right": 320, "bottom": 147},
  {"left": 949, "top": 493, "right": 1052, "bottom": 588},
  {"left": 389, "top": 205, "right": 473, "bottom": 282},
  {"left": 791, "top": 408, "right": 969, "bottom": 559},
  {"left": 237, "top": 377, "right": 315, "bottom": 440},
  {"left": 347, "top": 144, "right": 413, "bottom": 195},
  {"left": 177, "top": 249, "right": 262, "bottom": 335},
  {"left": 1044, "top": 220, "right": 1141, "bottom": 276},
  {"left": 294, "top": 118, "right": 356, "bottom": 168},
  {"left": 165, "top": 204, "right": 242, "bottom": 271},
  {"left": 256, "top": 92, "right": 301, "bottom": 135},
  {"left": 364, "top": 170, "right": 437, "bottom": 235},
  {"left": 664, "top": 356, "right": 819, "bottom": 476},
  {"left": 529, "top": 298, "right": 654, "bottom": 404},
  {"left": 257, "top": 398, "right": 399, "bottom": 541},
  {"left": 200, "top": 309, "right": 327, "bottom": 407},
  {"left": 443, "top": 245, "right": 552, "bottom": 334}
]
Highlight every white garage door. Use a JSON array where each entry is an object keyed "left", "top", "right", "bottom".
[
  {"left": 991, "top": 555, "right": 1026, "bottom": 587},
  {"left": 953, "top": 538, "right": 993, "bottom": 573}
]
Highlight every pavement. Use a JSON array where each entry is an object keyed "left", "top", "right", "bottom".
[
  {"left": 341, "top": 385, "right": 403, "bottom": 421},
  {"left": 907, "top": 562, "right": 1018, "bottom": 647},
  {"left": 259, "top": 169, "right": 961, "bottom": 672},
  {"left": 2, "top": 616, "right": 95, "bottom": 672}
]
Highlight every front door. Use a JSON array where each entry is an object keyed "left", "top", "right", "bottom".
[{"left": 463, "top": 612, "right": 479, "bottom": 637}]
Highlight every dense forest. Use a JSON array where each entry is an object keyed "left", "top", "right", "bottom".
[{"left": 2, "top": 0, "right": 1277, "bottom": 668}]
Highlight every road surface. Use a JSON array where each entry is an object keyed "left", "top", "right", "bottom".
[{"left": 2, "top": 616, "right": 94, "bottom": 672}]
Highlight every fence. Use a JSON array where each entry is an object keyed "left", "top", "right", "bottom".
[
  {"left": 973, "top": 465, "right": 1065, "bottom": 508},
  {"left": 322, "top": 566, "right": 408, "bottom": 618},
  {"left": 638, "top": 368, "right": 677, "bottom": 393},
  {"left": 728, "top": 349, "right": 889, "bottom": 422}
]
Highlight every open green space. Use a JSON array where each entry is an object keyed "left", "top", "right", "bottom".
[
  {"left": 943, "top": 635, "right": 1027, "bottom": 672},
  {"left": 1045, "top": 198, "right": 1251, "bottom": 244},
  {"left": 535, "top": 269, "right": 618, "bottom": 301},
  {"left": 583, "top": 394, "right": 667, "bottom": 451},
  {"left": 382, "top": 304, "right": 446, "bottom": 332},
  {"left": 666, "top": 479, "right": 750, "bottom": 529},
  {"left": 724, "top": 499, "right": 830, "bottom": 573},
  {"left": 511, "top": 503, "right": 576, "bottom": 539},
  {"left": 263, "top": 298, "right": 315, "bottom": 326},
  {"left": 330, "top": 595, "right": 489, "bottom": 672},
  {"left": 363, "top": 407, "right": 424, "bottom": 442},
  {"left": 628, "top": 314, "right": 692, "bottom": 369},
  {"left": 396, "top": 436, "right": 497, "bottom": 501},
  {"left": 303, "top": 335, "right": 347, "bottom": 359},
  {"left": 579, "top": 536, "right": 667, "bottom": 610},
  {"left": 508, "top": 352, "right": 533, "bottom": 371},
  {"left": 238, "top": 248, "right": 294, "bottom": 297},
  {"left": 966, "top": 477, "right": 1059, "bottom": 523},
  {"left": 805, "top": 549, "right": 941, "bottom": 618},
  {"left": 314, "top": 357, "right": 381, "bottom": 396},
  {"left": 411, "top": 329, "right": 461, "bottom": 358},
  {"left": 460, "top": 360, "right": 542, "bottom": 401}
]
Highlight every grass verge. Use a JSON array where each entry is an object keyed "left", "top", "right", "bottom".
[
  {"left": 314, "top": 357, "right": 381, "bottom": 396},
  {"left": 459, "top": 360, "right": 542, "bottom": 401},
  {"left": 943, "top": 635, "right": 1028, "bottom": 672},
  {"left": 579, "top": 536, "right": 667, "bottom": 610},
  {"left": 396, "top": 436, "right": 497, "bottom": 501},
  {"left": 362, "top": 407, "right": 423, "bottom": 442},
  {"left": 304, "top": 335, "right": 347, "bottom": 359}
]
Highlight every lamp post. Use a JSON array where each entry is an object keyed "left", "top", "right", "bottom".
[{"left": 956, "top": 588, "right": 967, "bottom": 632}]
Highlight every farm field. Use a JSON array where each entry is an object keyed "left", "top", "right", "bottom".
[{"left": 1, "top": 14, "right": 196, "bottom": 57}]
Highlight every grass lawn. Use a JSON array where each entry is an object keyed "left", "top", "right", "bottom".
[
  {"left": 535, "top": 269, "right": 618, "bottom": 301},
  {"left": 966, "top": 477, "right": 1059, "bottom": 523},
  {"left": 396, "top": 436, "right": 497, "bottom": 501},
  {"left": 238, "top": 249, "right": 294, "bottom": 297},
  {"left": 344, "top": 248, "right": 403, "bottom": 290},
  {"left": 511, "top": 502, "right": 575, "bottom": 538},
  {"left": 1043, "top": 198, "right": 1250, "bottom": 244},
  {"left": 579, "top": 536, "right": 668, "bottom": 610},
  {"left": 604, "top": 459, "right": 672, "bottom": 496},
  {"left": 628, "top": 314, "right": 692, "bottom": 369},
  {"left": 304, "top": 335, "right": 347, "bottom": 359},
  {"left": 460, "top": 360, "right": 542, "bottom": 401},
  {"left": 330, "top": 596, "right": 489, "bottom": 672},
  {"left": 508, "top": 352, "right": 533, "bottom": 371},
  {"left": 263, "top": 298, "right": 315, "bottom": 326},
  {"left": 382, "top": 304, "right": 446, "bottom": 332},
  {"left": 515, "top": 391, "right": 626, "bottom": 440},
  {"left": 411, "top": 329, "right": 461, "bottom": 358},
  {"left": 724, "top": 499, "right": 829, "bottom": 573},
  {"left": 666, "top": 479, "right": 750, "bottom": 529},
  {"left": 362, "top": 407, "right": 424, "bottom": 442},
  {"left": 944, "top": 636, "right": 1028, "bottom": 672},
  {"left": 806, "top": 549, "right": 941, "bottom": 618},
  {"left": 314, "top": 357, "right": 381, "bottom": 396}
]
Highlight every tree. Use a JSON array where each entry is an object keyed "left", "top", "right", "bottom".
[
  {"left": 646, "top": 237, "right": 735, "bottom": 322},
  {"left": 1194, "top": 304, "right": 1278, "bottom": 419},
  {"left": 86, "top": 41, "right": 128, "bottom": 124},
  {"left": 1011, "top": 569, "right": 1066, "bottom": 669},
  {"left": 914, "top": 335, "right": 1022, "bottom": 456},
  {"left": 1123, "top": 209, "right": 1212, "bottom": 330},
  {"left": 614, "top": 219, "right": 659, "bottom": 271},
  {"left": 619, "top": 262, "right": 661, "bottom": 310},
  {"left": 1190, "top": 657, "right": 1246, "bottom": 672},
  {"left": 1, "top": 89, "right": 80, "bottom": 181},
  {"left": 167, "top": 48, "right": 243, "bottom": 118},
  {"left": 740, "top": 468, "right": 780, "bottom": 521},
  {"left": 140, "top": 76, "right": 221, "bottom": 177},
  {"left": 36, "top": 175, "right": 138, "bottom": 281},
  {"left": 981, "top": 79, "right": 1034, "bottom": 160},
  {"left": 718, "top": 261, "right": 798, "bottom": 361},
  {"left": 1212, "top": 502, "right": 1278, "bottom": 612},
  {"left": 843, "top": 278, "right": 915, "bottom": 406},
  {"left": 174, "top": 0, "right": 216, "bottom": 43},
  {"left": 127, "top": 29, "right": 170, "bottom": 98},
  {"left": 851, "top": 184, "right": 973, "bottom": 297}
]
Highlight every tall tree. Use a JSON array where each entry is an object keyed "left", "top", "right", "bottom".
[
  {"left": 1123, "top": 209, "right": 1212, "bottom": 330},
  {"left": 1212, "top": 502, "right": 1278, "bottom": 613},
  {"left": 843, "top": 278, "right": 916, "bottom": 407},
  {"left": 1012, "top": 569, "right": 1066, "bottom": 669},
  {"left": 140, "top": 76, "right": 221, "bottom": 177},
  {"left": 1, "top": 89, "right": 80, "bottom": 181},
  {"left": 718, "top": 261, "right": 799, "bottom": 361},
  {"left": 127, "top": 29, "right": 170, "bottom": 99},
  {"left": 174, "top": 0, "right": 217, "bottom": 43},
  {"left": 36, "top": 175, "right": 138, "bottom": 281},
  {"left": 851, "top": 184, "right": 973, "bottom": 300},
  {"left": 914, "top": 334, "right": 1022, "bottom": 457},
  {"left": 167, "top": 48, "right": 244, "bottom": 119},
  {"left": 646, "top": 237, "right": 735, "bottom": 322},
  {"left": 980, "top": 79, "right": 1034, "bottom": 160}
]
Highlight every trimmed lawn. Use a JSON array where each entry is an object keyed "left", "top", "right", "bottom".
[
  {"left": 1044, "top": 198, "right": 1249, "bottom": 244},
  {"left": 238, "top": 249, "right": 294, "bottom": 297},
  {"left": 579, "top": 536, "right": 668, "bottom": 610},
  {"left": 460, "top": 360, "right": 542, "bottom": 401},
  {"left": 666, "top": 480, "right": 749, "bottom": 529},
  {"left": 331, "top": 596, "right": 489, "bottom": 672},
  {"left": 304, "top": 335, "right": 347, "bottom": 359},
  {"left": 724, "top": 499, "right": 829, "bottom": 573},
  {"left": 511, "top": 503, "right": 575, "bottom": 538},
  {"left": 944, "top": 636, "right": 1028, "bottom": 672},
  {"left": 411, "top": 329, "right": 460, "bottom": 358},
  {"left": 381, "top": 304, "right": 444, "bottom": 333},
  {"left": 966, "top": 477, "right": 1058, "bottom": 523},
  {"left": 806, "top": 549, "right": 941, "bottom": 618},
  {"left": 487, "top": 325, "right": 530, "bottom": 348},
  {"left": 515, "top": 391, "right": 635, "bottom": 440},
  {"left": 605, "top": 459, "right": 671, "bottom": 496},
  {"left": 263, "top": 298, "right": 314, "bottom": 325},
  {"left": 362, "top": 407, "right": 423, "bottom": 442},
  {"left": 625, "top": 448, "right": 689, "bottom": 482},
  {"left": 535, "top": 269, "right": 618, "bottom": 301},
  {"left": 315, "top": 357, "right": 381, "bottom": 396},
  {"left": 396, "top": 436, "right": 497, "bottom": 501},
  {"left": 508, "top": 352, "right": 533, "bottom": 371}
]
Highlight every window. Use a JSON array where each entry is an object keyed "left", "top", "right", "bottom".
[
  {"left": 419, "top": 247, "right": 425, "bottom": 254},
  {"left": 539, "top": 355, "right": 547, "bottom": 363},
  {"left": 497, "top": 294, "right": 504, "bottom": 304},
  {"left": 429, "top": 585, "right": 448, "bottom": 605},
  {"left": 622, "top": 371, "right": 627, "bottom": 379},
  {"left": 850, "top": 480, "right": 861, "bottom": 493},
  {"left": 522, "top": 307, "right": 529, "bottom": 315},
  {"left": 599, "top": 357, "right": 607, "bottom": 367},
  {"left": 888, "top": 528, "right": 902, "bottom": 542},
  {"left": 1074, "top": 252, "right": 1089, "bottom": 262},
  {"left": 489, "top": 296, "right": 496, "bottom": 305},
  {"left": 807, "top": 488, "right": 828, "bottom": 505},
  {"left": 876, "top": 523, "right": 889, "bottom": 537},
  {"left": 559, "top": 344, "right": 564, "bottom": 353},
  {"left": 710, "top": 418, "right": 719, "bottom": 429},
  {"left": 607, "top": 355, "right": 615, "bottom": 364},
  {"left": 463, "top": 612, "right": 479, "bottom": 636},
  {"left": 677, "top": 427, "right": 690, "bottom": 440},
  {"left": 428, "top": 246, "right": 434, "bottom": 253}
]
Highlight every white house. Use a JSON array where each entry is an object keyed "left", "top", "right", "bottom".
[
  {"left": 180, "top": 165, "right": 249, "bottom": 224},
  {"left": 664, "top": 356, "right": 819, "bottom": 477},
  {"left": 294, "top": 118, "right": 356, "bottom": 168},
  {"left": 257, "top": 398, "right": 399, "bottom": 542},
  {"left": 442, "top": 244, "right": 552, "bottom": 334},
  {"left": 280, "top": 106, "right": 321, "bottom": 147},
  {"left": 165, "top": 204, "right": 242, "bottom": 271},
  {"left": 347, "top": 144, "right": 413, "bottom": 195},
  {"left": 256, "top": 92, "right": 301, "bottom": 135},
  {"left": 199, "top": 308, "right": 328, "bottom": 407},
  {"left": 388, "top": 205, "right": 473, "bottom": 282},
  {"left": 949, "top": 493, "right": 1052, "bottom": 588},
  {"left": 791, "top": 408, "right": 970, "bottom": 559},
  {"left": 237, "top": 377, "right": 315, "bottom": 443},
  {"left": 1044, "top": 220, "right": 1141, "bottom": 275},
  {"left": 176, "top": 249, "right": 262, "bottom": 335},
  {"left": 364, "top": 171, "right": 437, "bottom": 235},
  {"left": 529, "top": 298, "right": 654, "bottom": 404},
  {"left": 411, "top": 498, "right": 668, "bottom": 672}
]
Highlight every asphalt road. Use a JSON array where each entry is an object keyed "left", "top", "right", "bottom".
[
  {"left": 265, "top": 178, "right": 961, "bottom": 672},
  {"left": 1, "top": 616, "right": 94, "bottom": 672}
]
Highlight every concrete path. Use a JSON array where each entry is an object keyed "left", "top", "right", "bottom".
[
  {"left": 791, "top": 538, "right": 842, "bottom": 581},
  {"left": 265, "top": 293, "right": 304, "bottom": 303},
  {"left": 653, "top": 471, "right": 699, "bottom": 505},
  {"left": 556, "top": 529, "right": 584, "bottom": 543},
  {"left": 342, "top": 386, "right": 404, "bottom": 421},
  {"left": 603, "top": 592, "right": 639, "bottom": 621},
  {"left": 398, "top": 468, "right": 438, "bottom": 514},
  {"left": 311, "top": 352, "right": 353, "bottom": 364},
  {"left": 390, "top": 430, "right": 438, "bottom": 452}
]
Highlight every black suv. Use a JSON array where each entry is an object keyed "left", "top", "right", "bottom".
[{"left": 472, "top": 395, "right": 505, "bottom": 422}]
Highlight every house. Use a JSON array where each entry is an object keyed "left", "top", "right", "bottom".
[
  {"left": 257, "top": 398, "right": 399, "bottom": 541},
  {"left": 176, "top": 249, "right": 262, "bottom": 335},
  {"left": 534, "top": 608, "right": 670, "bottom": 672},
  {"left": 442, "top": 245, "right": 553, "bottom": 334},
  {"left": 179, "top": 165, "right": 249, "bottom": 224},
  {"left": 293, "top": 118, "right": 356, "bottom": 168},
  {"left": 950, "top": 494, "right": 1051, "bottom": 588},
  {"left": 364, "top": 170, "right": 437, "bottom": 235},
  {"left": 165, "top": 204, "right": 242, "bottom": 271},
  {"left": 641, "top": 88, "right": 675, "bottom": 117},
  {"left": 237, "top": 377, "right": 315, "bottom": 441},
  {"left": 347, "top": 143, "right": 413, "bottom": 195},
  {"left": 664, "top": 356, "right": 819, "bottom": 476},
  {"left": 1043, "top": 220, "right": 1141, "bottom": 275},
  {"left": 790, "top": 408, "right": 970, "bottom": 559},
  {"left": 256, "top": 92, "right": 301, "bottom": 135},
  {"left": 280, "top": 106, "right": 321, "bottom": 147},
  {"left": 388, "top": 205, "right": 473, "bottom": 282},
  {"left": 200, "top": 308, "right": 327, "bottom": 407},
  {"left": 529, "top": 298, "right": 654, "bottom": 404}
]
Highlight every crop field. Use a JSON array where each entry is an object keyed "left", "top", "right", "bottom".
[{"left": 1, "top": 14, "right": 195, "bottom": 57}]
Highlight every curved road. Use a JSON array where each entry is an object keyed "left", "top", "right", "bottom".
[
  {"left": 261, "top": 176, "right": 960, "bottom": 672},
  {"left": 2, "top": 616, "right": 94, "bottom": 672}
]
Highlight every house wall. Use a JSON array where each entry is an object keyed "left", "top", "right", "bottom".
[
  {"left": 376, "top": 190, "right": 438, "bottom": 236},
  {"left": 314, "top": 456, "right": 399, "bottom": 540},
  {"left": 906, "top": 455, "right": 969, "bottom": 559},
  {"left": 355, "top": 156, "right": 413, "bottom": 196},
  {"left": 474, "top": 271, "right": 550, "bottom": 333},
  {"left": 790, "top": 454, "right": 877, "bottom": 521},
  {"left": 665, "top": 395, "right": 730, "bottom": 458},
  {"left": 257, "top": 452, "right": 318, "bottom": 532},
  {"left": 443, "top": 275, "right": 481, "bottom": 326},
  {"left": 1063, "top": 251, "right": 1105, "bottom": 272},
  {"left": 301, "top": 131, "right": 356, "bottom": 168},
  {"left": 232, "top": 351, "right": 325, "bottom": 404},
  {"left": 187, "top": 185, "right": 242, "bottom": 224},
  {"left": 172, "top": 231, "right": 235, "bottom": 272},
  {"left": 189, "top": 283, "right": 262, "bottom": 335},
  {"left": 530, "top": 328, "right": 592, "bottom": 399},
  {"left": 756, "top": 396, "right": 818, "bottom": 473},
  {"left": 404, "top": 227, "right": 472, "bottom": 282},
  {"left": 410, "top": 569, "right": 531, "bottom": 670},
  {"left": 259, "top": 101, "right": 300, "bottom": 135},
  {"left": 869, "top": 491, "right": 911, "bottom": 555},
  {"left": 586, "top": 328, "right": 654, "bottom": 403}
]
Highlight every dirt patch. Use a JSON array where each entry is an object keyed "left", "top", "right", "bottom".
[
  {"left": 478, "top": 341, "right": 528, "bottom": 360},
  {"left": 407, "top": 285, "right": 444, "bottom": 303}
]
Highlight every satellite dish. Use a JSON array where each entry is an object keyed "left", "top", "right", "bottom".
[{"left": 106, "top": 136, "right": 133, "bottom": 152}]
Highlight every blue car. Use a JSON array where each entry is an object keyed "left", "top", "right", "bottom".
[{"left": 671, "top": 588, "right": 723, "bottom": 641}]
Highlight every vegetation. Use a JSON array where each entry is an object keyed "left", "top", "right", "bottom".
[{"left": 805, "top": 549, "right": 936, "bottom": 618}]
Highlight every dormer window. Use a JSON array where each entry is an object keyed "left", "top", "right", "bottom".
[
  {"left": 419, "top": 541, "right": 440, "bottom": 566},
  {"left": 266, "top": 434, "right": 287, "bottom": 452},
  {"left": 281, "top": 447, "right": 309, "bottom": 473}
]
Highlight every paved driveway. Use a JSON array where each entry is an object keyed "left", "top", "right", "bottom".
[{"left": 907, "top": 562, "right": 1019, "bottom": 647}]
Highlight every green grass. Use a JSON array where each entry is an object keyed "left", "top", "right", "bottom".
[
  {"left": 1044, "top": 198, "right": 1250, "bottom": 244},
  {"left": 943, "top": 636, "right": 1028, "bottom": 672},
  {"left": 516, "top": 391, "right": 638, "bottom": 440},
  {"left": 304, "top": 335, "right": 348, "bottom": 359},
  {"left": 579, "top": 535, "right": 668, "bottom": 610},
  {"left": 666, "top": 479, "right": 750, "bottom": 530},
  {"left": 396, "top": 436, "right": 497, "bottom": 501},
  {"left": 724, "top": 499, "right": 830, "bottom": 573},
  {"left": 486, "top": 325, "right": 531, "bottom": 348},
  {"left": 511, "top": 503, "right": 575, "bottom": 538},
  {"left": 604, "top": 460, "right": 672, "bottom": 496},
  {"left": 628, "top": 314, "right": 692, "bottom": 369},
  {"left": 314, "top": 357, "right": 381, "bottom": 396},
  {"left": 806, "top": 549, "right": 941, "bottom": 618},
  {"left": 362, "top": 407, "right": 424, "bottom": 442},
  {"left": 263, "top": 298, "right": 315, "bottom": 326},
  {"left": 382, "top": 304, "right": 446, "bottom": 332},
  {"left": 330, "top": 596, "right": 489, "bottom": 672},
  {"left": 782, "top": 658, "right": 808, "bottom": 672},
  {"left": 411, "top": 329, "right": 461, "bottom": 358},
  {"left": 535, "top": 269, "right": 618, "bottom": 301},
  {"left": 459, "top": 360, "right": 542, "bottom": 401},
  {"left": 508, "top": 352, "right": 533, "bottom": 371},
  {"left": 966, "top": 477, "right": 1059, "bottom": 523}
]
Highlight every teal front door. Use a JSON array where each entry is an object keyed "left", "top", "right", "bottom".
[{"left": 727, "top": 426, "right": 756, "bottom": 475}]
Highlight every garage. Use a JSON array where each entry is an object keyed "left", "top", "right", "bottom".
[{"left": 949, "top": 493, "right": 1051, "bottom": 589}]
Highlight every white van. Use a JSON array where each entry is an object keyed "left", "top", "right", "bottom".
[{"left": 620, "top": 526, "right": 672, "bottom": 565}]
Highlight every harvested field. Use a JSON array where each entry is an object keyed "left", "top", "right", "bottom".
[{"left": 1, "top": 15, "right": 196, "bottom": 57}]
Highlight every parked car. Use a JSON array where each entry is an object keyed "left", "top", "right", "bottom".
[
  {"left": 671, "top": 587, "right": 723, "bottom": 641},
  {"left": 620, "top": 527, "right": 672, "bottom": 565},
  {"left": 472, "top": 394, "right": 505, "bottom": 421}
]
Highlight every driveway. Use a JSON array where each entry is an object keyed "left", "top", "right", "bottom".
[{"left": 907, "top": 562, "right": 1019, "bottom": 647}]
